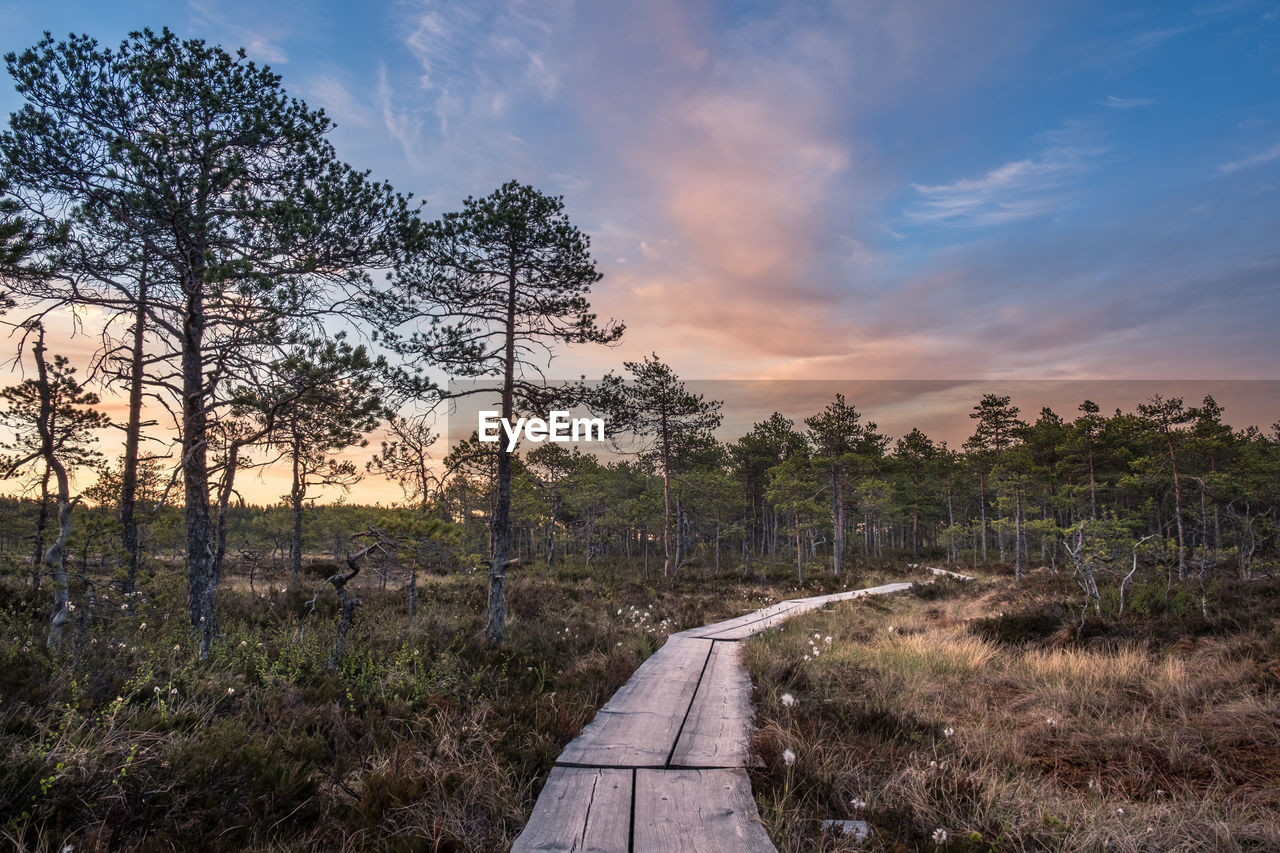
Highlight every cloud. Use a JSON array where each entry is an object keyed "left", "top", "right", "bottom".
[
  {"left": 1129, "top": 25, "right": 1195, "bottom": 46},
  {"left": 376, "top": 64, "right": 426, "bottom": 170},
  {"left": 1218, "top": 140, "right": 1280, "bottom": 174},
  {"left": 187, "top": 0, "right": 291, "bottom": 64},
  {"left": 904, "top": 121, "right": 1107, "bottom": 227},
  {"left": 304, "top": 75, "right": 376, "bottom": 129},
  {"left": 534, "top": 1, "right": 1091, "bottom": 377},
  {"left": 394, "top": 0, "right": 570, "bottom": 138},
  {"left": 1101, "top": 94, "right": 1155, "bottom": 109}
]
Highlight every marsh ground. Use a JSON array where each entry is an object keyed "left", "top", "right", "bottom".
[
  {"left": 746, "top": 571, "right": 1280, "bottom": 852},
  {"left": 4, "top": 560, "right": 1277, "bottom": 852}
]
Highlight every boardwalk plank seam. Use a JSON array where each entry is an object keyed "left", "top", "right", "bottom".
[
  {"left": 664, "top": 640, "right": 716, "bottom": 768},
  {"left": 628, "top": 767, "right": 637, "bottom": 852}
]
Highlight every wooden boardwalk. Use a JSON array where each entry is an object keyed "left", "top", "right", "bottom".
[{"left": 511, "top": 579, "right": 925, "bottom": 852}]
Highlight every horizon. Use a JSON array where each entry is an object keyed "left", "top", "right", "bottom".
[{"left": 2, "top": 1, "right": 1278, "bottom": 503}]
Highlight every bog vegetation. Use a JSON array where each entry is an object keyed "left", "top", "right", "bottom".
[
  {"left": 0, "top": 25, "right": 1278, "bottom": 853},
  {"left": 747, "top": 573, "right": 1280, "bottom": 851}
]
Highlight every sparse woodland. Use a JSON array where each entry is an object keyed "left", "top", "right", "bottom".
[{"left": 0, "top": 27, "right": 1277, "bottom": 853}]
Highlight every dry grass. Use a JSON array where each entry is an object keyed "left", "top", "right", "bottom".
[
  {"left": 0, "top": 556, "right": 834, "bottom": 852},
  {"left": 745, "top": 572, "right": 1280, "bottom": 851}
]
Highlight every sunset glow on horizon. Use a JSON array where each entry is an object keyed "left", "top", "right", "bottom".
[{"left": 3, "top": 0, "right": 1279, "bottom": 504}]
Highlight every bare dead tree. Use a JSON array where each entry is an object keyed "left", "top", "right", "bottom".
[
  {"left": 305, "top": 531, "right": 383, "bottom": 671},
  {"left": 2, "top": 327, "right": 88, "bottom": 648},
  {"left": 1064, "top": 521, "right": 1101, "bottom": 623},
  {"left": 1118, "top": 534, "right": 1156, "bottom": 617}
]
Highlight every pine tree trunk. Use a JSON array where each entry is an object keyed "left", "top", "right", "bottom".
[
  {"left": 487, "top": 260, "right": 518, "bottom": 643},
  {"left": 794, "top": 509, "right": 803, "bottom": 583},
  {"left": 119, "top": 254, "right": 148, "bottom": 594},
  {"left": 1087, "top": 447, "right": 1098, "bottom": 519},
  {"left": 978, "top": 472, "right": 988, "bottom": 562},
  {"left": 290, "top": 436, "right": 305, "bottom": 580},
  {"left": 32, "top": 466, "right": 50, "bottom": 591},
  {"left": 1014, "top": 483, "right": 1024, "bottom": 580},
  {"left": 180, "top": 267, "right": 218, "bottom": 660},
  {"left": 661, "top": 413, "right": 673, "bottom": 577},
  {"left": 409, "top": 567, "right": 418, "bottom": 619},
  {"left": 547, "top": 493, "right": 558, "bottom": 576},
  {"left": 31, "top": 331, "right": 73, "bottom": 650},
  {"left": 1168, "top": 437, "right": 1187, "bottom": 581},
  {"left": 832, "top": 476, "right": 844, "bottom": 576}
]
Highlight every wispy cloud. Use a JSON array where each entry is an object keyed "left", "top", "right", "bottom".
[
  {"left": 1218, "top": 140, "right": 1280, "bottom": 174},
  {"left": 305, "top": 75, "right": 376, "bottom": 129},
  {"left": 1102, "top": 94, "right": 1155, "bottom": 109},
  {"left": 376, "top": 64, "right": 425, "bottom": 170},
  {"left": 188, "top": 0, "right": 291, "bottom": 64},
  {"left": 905, "top": 122, "right": 1107, "bottom": 227},
  {"left": 393, "top": 0, "right": 570, "bottom": 138},
  {"left": 1129, "top": 24, "right": 1196, "bottom": 46}
]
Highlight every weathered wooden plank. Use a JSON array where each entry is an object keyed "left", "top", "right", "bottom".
[
  {"left": 693, "top": 583, "right": 913, "bottom": 640},
  {"left": 633, "top": 768, "right": 775, "bottom": 853},
  {"left": 689, "top": 603, "right": 800, "bottom": 640},
  {"left": 670, "top": 642, "right": 753, "bottom": 767},
  {"left": 827, "top": 581, "right": 913, "bottom": 600},
  {"left": 926, "top": 566, "right": 973, "bottom": 580},
  {"left": 512, "top": 766, "right": 632, "bottom": 852},
  {"left": 694, "top": 608, "right": 801, "bottom": 640},
  {"left": 558, "top": 636, "right": 713, "bottom": 766},
  {"left": 518, "top": 580, "right": 928, "bottom": 848}
]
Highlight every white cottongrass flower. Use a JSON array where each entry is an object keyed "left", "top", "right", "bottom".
[
  {"left": 932, "top": 828, "right": 948, "bottom": 844},
  {"left": 824, "top": 636, "right": 832, "bottom": 644},
  {"left": 227, "top": 687, "right": 235, "bottom": 695},
  {"left": 944, "top": 727, "right": 954, "bottom": 738},
  {"left": 887, "top": 625, "right": 895, "bottom": 633},
  {"left": 782, "top": 748, "right": 796, "bottom": 767},
  {"left": 1046, "top": 717, "right": 1057, "bottom": 726},
  {"left": 851, "top": 797, "right": 866, "bottom": 810},
  {"left": 1116, "top": 808, "right": 1125, "bottom": 815},
  {"left": 781, "top": 693, "right": 795, "bottom": 708},
  {"left": 139, "top": 622, "right": 146, "bottom": 630}
]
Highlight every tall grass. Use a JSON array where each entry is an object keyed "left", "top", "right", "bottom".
[
  {"left": 0, "top": 557, "right": 829, "bottom": 852},
  {"left": 745, "top": 572, "right": 1280, "bottom": 852}
]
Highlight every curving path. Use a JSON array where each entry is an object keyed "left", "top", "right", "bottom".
[{"left": 512, "top": 575, "right": 962, "bottom": 852}]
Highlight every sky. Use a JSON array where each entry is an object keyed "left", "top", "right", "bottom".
[{"left": 2, "top": 0, "right": 1279, "bottom": 503}]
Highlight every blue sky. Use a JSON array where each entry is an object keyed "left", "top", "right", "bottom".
[{"left": 3, "top": 0, "right": 1279, "bottom": 383}]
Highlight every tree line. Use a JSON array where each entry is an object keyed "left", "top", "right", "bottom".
[{"left": 439, "top": 389, "right": 1279, "bottom": 596}]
